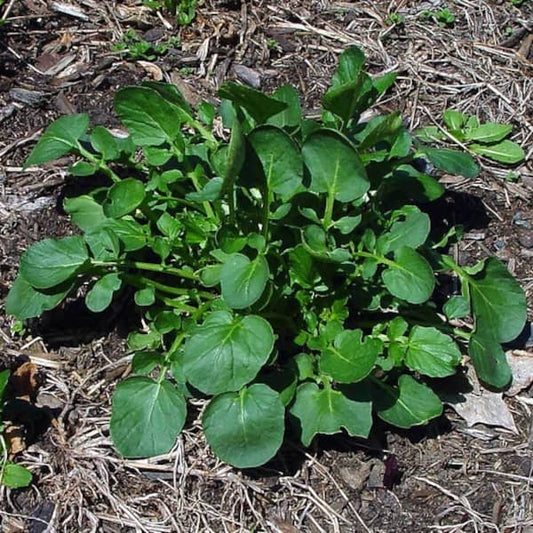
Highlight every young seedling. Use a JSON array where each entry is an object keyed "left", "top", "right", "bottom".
[
  {"left": 415, "top": 109, "right": 526, "bottom": 165},
  {"left": 142, "top": 0, "right": 198, "bottom": 25},
  {"left": 7, "top": 47, "right": 527, "bottom": 468},
  {"left": 0, "top": 370, "right": 32, "bottom": 488}
]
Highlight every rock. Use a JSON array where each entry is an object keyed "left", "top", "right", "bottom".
[{"left": 517, "top": 230, "right": 533, "bottom": 248}]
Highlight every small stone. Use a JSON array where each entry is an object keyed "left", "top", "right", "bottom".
[
  {"left": 233, "top": 64, "right": 261, "bottom": 89},
  {"left": 338, "top": 460, "right": 372, "bottom": 491},
  {"left": 367, "top": 461, "right": 386, "bottom": 489},
  {"left": 518, "top": 230, "right": 533, "bottom": 248},
  {"left": 513, "top": 211, "right": 532, "bottom": 229}
]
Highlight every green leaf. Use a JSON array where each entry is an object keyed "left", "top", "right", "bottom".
[
  {"left": 203, "top": 384, "right": 285, "bottom": 468},
  {"left": 110, "top": 377, "right": 186, "bottom": 458},
  {"left": 1, "top": 463, "right": 32, "bottom": 488},
  {"left": 443, "top": 109, "right": 467, "bottom": 131},
  {"left": 20, "top": 236, "right": 89, "bottom": 289},
  {"left": 248, "top": 125, "right": 303, "bottom": 201},
  {"left": 468, "top": 333, "right": 511, "bottom": 388},
  {"left": 331, "top": 46, "right": 366, "bottom": 87},
  {"left": 114, "top": 87, "right": 181, "bottom": 146},
  {"left": 303, "top": 129, "right": 369, "bottom": 202},
  {"left": 355, "top": 112, "right": 403, "bottom": 150},
  {"left": 132, "top": 351, "right": 163, "bottom": 375},
  {"left": 289, "top": 245, "right": 319, "bottom": 288},
  {"left": 103, "top": 179, "right": 146, "bottom": 218},
  {"left": 219, "top": 118, "right": 245, "bottom": 194},
  {"left": 469, "top": 140, "right": 525, "bottom": 164},
  {"left": 218, "top": 82, "right": 287, "bottom": 124},
  {"left": 134, "top": 286, "right": 156, "bottom": 307},
  {"left": 422, "top": 146, "right": 479, "bottom": 178},
  {"left": 220, "top": 253, "right": 269, "bottom": 309},
  {"left": 380, "top": 206, "right": 430, "bottom": 254},
  {"left": 91, "top": 126, "right": 120, "bottom": 160},
  {"left": 183, "top": 311, "right": 274, "bottom": 395},
  {"left": 104, "top": 218, "right": 146, "bottom": 251},
  {"left": 64, "top": 195, "right": 107, "bottom": 233},
  {"left": 333, "top": 215, "right": 361, "bottom": 235},
  {"left": 302, "top": 225, "right": 351, "bottom": 263},
  {"left": 373, "top": 71, "right": 397, "bottom": 96},
  {"left": 405, "top": 326, "right": 461, "bottom": 378},
  {"left": 323, "top": 72, "right": 368, "bottom": 124},
  {"left": 85, "top": 272, "right": 122, "bottom": 312},
  {"left": 0, "top": 369, "right": 9, "bottom": 400},
  {"left": 268, "top": 85, "right": 302, "bottom": 129},
  {"left": 464, "top": 123, "right": 512, "bottom": 143},
  {"left": 290, "top": 382, "right": 373, "bottom": 446},
  {"left": 414, "top": 126, "right": 446, "bottom": 143},
  {"left": 69, "top": 161, "right": 96, "bottom": 176},
  {"left": 443, "top": 296, "right": 470, "bottom": 319},
  {"left": 25, "top": 114, "right": 89, "bottom": 167},
  {"left": 381, "top": 165, "right": 444, "bottom": 204},
  {"left": 5, "top": 276, "right": 72, "bottom": 320},
  {"left": 320, "top": 330, "right": 381, "bottom": 383},
  {"left": 186, "top": 177, "right": 223, "bottom": 202},
  {"left": 142, "top": 81, "right": 192, "bottom": 116},
  {"left": 468, "top": 257, "right": 527, "bottom": 343},
  {"left": 381, "top": 247, "right": 435, "bottom": 304},
  {"left": 375, "top": 375, "right": 443, "bottom": 428}
]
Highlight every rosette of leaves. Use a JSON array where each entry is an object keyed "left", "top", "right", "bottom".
[
  {"left": 0, "top": 370, "right": 32, "bottom": 488},
  {"left": 6, "top": 47, "right": 527, "bottom": 468},
  {"left": 415, "top": 109, "right": 525, "bottom": 166}
]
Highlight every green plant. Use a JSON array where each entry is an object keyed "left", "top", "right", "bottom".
[
  {"left": 415, "top": 110, "right": 525, "bottom": 165},
  {"left": 143, "top": 0, "right": 197, "bottom": 25},
  {"left": 386, "top": 13, "right": 404, "bottom": 26},
  {"left": 0, "top": 370, "right": 32, "bottom": 488},
  {"left": 421, "top": 7, "right": 455, "bottom": 26},
  {"left": 6, "top": 47, "right": 526, "bottom": 468},
  {"left": 112, "top": 30, "right": 180, "bottom": 61}
]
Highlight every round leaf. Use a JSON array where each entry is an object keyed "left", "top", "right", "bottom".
[
  {"left": 469, "top": 333, "right": 511, "bottom": 388},
  {"left": 220, "top": 253, "right": 269, "bottom": 309},
  {"left": 85, "top": 272, "right": 122, "bottom": 313},
  {"left": 1, "top": 463, "right": 32, "bottom": 488},
  {"left": 183, "top": 311, "right": 274, "bottom": 395},
  {"left": 303, "top": 129, "right": 369, "bottom": 202},
  {"left": 381, "top": 247, "right": 435, "bottom": 304},
  {"left": 20, "top": 236, "right": 89, "bottom": 289},
  {"left": 110, "top": 377, "right": 186, "bottom": 458},
  {"left": 103, "top": 179, "right": 146, "bottom": 218},
  {"left": 405, "top": 326, "right": 461, "bottom": 378},
  {"left": 203, "top": 384, "right": 285, "bottom": 468}
]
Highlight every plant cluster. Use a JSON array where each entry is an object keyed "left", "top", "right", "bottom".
[
  {"left": 6, "top": 47, "right": 526, "bottom": 468},
  {"left": 112, "top": 29, "right": 181, "bottom": 61},
  {"left": 142, "top": 0, "right": 197, "bottom": 26},
  {"left": 420, "top": 7, "right": 455, "bottom": 26},
  {"left": 415, "top": 110, "right": 525, "bottom": 165},
  {"left": 0, "top": 370, "right": 32, "bottom": 488}
]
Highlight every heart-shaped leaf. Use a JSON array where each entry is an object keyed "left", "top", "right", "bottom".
[
  {"left": 111, "top": 377, "right": 186, "bottom": 458},
  {"left": 290, "top": 382, "right": 373, "bottom": 446},
  {"left": 203, "top": 384, "right": 285, "bottom": 468},
  {"left": 375, "top": 375, "right": 443, "bottom": 428},
  {"left": 183, "top": 311, "right": 274, "bottom": 394},
  {"left": 220, "top": 253, "right": 269, "bottom": 309},
  {"left": 320, "top": 330, "right": 382, "bottom": 383}
]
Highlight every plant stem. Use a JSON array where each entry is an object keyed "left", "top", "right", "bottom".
[
  {"left": 323, "top": 189, "right": 335, "bottom": 230},
  {"left": 77, "top": 146, "right": 121, "bottom": 183},
  {"left": 94, "top": 260, "right": 199, "bottom": 281}
]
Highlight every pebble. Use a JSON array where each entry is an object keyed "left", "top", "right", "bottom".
[
  {"left": 518, "top": 230, "right": 533, "bottom": 249},
  {"left": 513, "top": 211, "right": 532, "bottom": 230}
]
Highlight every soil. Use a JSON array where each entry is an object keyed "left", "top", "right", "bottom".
[{"left": 1, "top": 1, "right": 532, "bottom": 532}]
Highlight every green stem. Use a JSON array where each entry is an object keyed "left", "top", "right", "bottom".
[
  {"left": 77, "top": 146, "right": 121, "bottom": 183},
  {"left": 94, "top": 260, "right": 199, "bottom": 281},
  {"left": 323, "top": 189, "right": 335, "bottom": 230},
  {"left": 262, "top": 188, "right": 272, "bottom": 239}
]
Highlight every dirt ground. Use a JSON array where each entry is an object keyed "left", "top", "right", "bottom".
[{"left": 0, "top": 0, "right": 532, "bottom": 531}]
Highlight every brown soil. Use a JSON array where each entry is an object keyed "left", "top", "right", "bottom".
[{"left": 1, "top": 1, "right": 532, "bottom": 532}]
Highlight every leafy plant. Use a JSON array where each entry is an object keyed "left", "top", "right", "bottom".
[
  {"left": 143, "top": 0, "right": 197, "bottom": 25},
  {"left": 386, "top": 13, "right": 404, "bottom": 26},
  {"left": 0, "top": 370, "right": 32, "bottom": 488},
  {"left": 6, "top": 47, "right": 527, "bottom": 468},
  {"left": 421, "top": 7, "right": 455, "bottom": 26},
  {"left": 112, "top": 29, "right": 181, "bottom": 61},
  {"left": 415, "top": 110, "right": 526, "bottom": 165}
]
